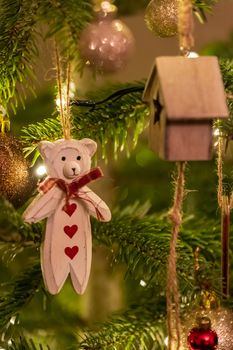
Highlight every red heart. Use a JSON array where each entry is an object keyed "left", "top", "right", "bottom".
[
  {"left": 64, "top": 246, "right": 79, "bottom": 260},
  {"left": 64, "top": 225, "right": 78, "bottom": 238},
  {"left": 63, "top": 203, "right": 77, "bottom": 217}
]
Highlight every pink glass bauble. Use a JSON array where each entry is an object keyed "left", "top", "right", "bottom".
[{"left": 79, "top": 2, "right": 134, "bottom": 73}]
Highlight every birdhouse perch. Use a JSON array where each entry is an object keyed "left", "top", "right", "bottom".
[{"left": 143, "top": 56, "right": 229, "bottom": 161}]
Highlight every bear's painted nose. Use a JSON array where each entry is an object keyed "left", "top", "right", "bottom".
[{"left": 63, "top": 162, "right": 81, "bottom": 179}]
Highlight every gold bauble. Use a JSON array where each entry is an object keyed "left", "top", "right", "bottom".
[
  {"left": 0, "top": 133, "right": 35, "bottom": 207},
  {"left": 144, "top": 0, "right": 178, "bottom": 37},
  {"left": 182, "top": 307, "right": 233, "bottom": 350}
]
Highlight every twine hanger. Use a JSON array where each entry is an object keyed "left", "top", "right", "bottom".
[
  {"left": 166, "top": 161, "right": 186, "bottom": 350},
  {"left": 217, "top": 136, "right": 231, "bottom": 299},
  {"left": 166, "top": 0, "right": 194, "bottom": 348},
  {"left": 178, "top": 0, "right": 194, "bottom": 55},
  {"left": 54, "top": 41, "right": 72, "bottom": 140}
]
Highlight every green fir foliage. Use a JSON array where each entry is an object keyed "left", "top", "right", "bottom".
[
  {"left": 1, "top": 0, "right": 233, "bottom": 349},
  {"left": 8, "top": 336, "right": 50, "bottom": 350},
  {"left": 0, "top": 198, "right": 224, "bottom": 349},
  {"left": 21, "top": 82, "right": 148, "bottom": 161},
  {"left": 0, "top": 262, "right": 41, "bottom": 329},
  {"left": 0, "top": 197, "right": 222, "bottom": 297},
  {"left": 0, "top": 196, "right": 42, "bottom": 245},
  {"left": 0, "top": 199, "right": 223, "bottom": 349},
  {"left": 0, "top": 0, "right": 38, "bottom": 109},
  {"left": 214, "top": 59, "right": 233, "bottom": 139},
  {"left": 21, "top": 56, "right": 233, "bottom": 161},
  {"left": 0, "top": 0, "right": 94, "bottom": 108},
  {"left": 78, "top": 301, "right": 166, "bottom": 350},
  {"left": 37, "top": 0, "right": 93, "bottom": 60},
  {"left": 193, "top": 0, "right": 218, "bottom": 23},
  {"left": 92, "top": 203, "right": 221, "bottom": 292},
  {"left": 0, "top": 0, "right": 218, "bottom": 109}
]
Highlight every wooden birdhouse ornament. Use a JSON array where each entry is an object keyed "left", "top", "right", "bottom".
[{"left": 143, "top": 56, "right": 229, "bottom": 161}]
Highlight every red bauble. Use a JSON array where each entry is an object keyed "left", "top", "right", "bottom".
[{"left": 188, "top": 317, "right": 218, "bottom": 350}]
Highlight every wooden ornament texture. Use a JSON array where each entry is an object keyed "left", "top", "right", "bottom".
[
  {"left": 156, "top": 56, "right": 228, "bottom": 120},
  {"left": 143, "top": 56, "right": 229, "bottom": 161},
  {"left": 23, "top": 139, "right": 111, "bottom": 295},
  {"left": 25, "top": 186, "right": 111, "bottom": 295},
  {"left": 166, "top": 121, "right": 212, "bottom": 161}
]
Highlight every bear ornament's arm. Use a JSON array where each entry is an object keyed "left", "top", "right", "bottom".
[
  {"left": 79, "top": 186, "right": 111, "bottom": 222},
  {"left": 23, "top": 186, "right": 63, "bottom": 223}
]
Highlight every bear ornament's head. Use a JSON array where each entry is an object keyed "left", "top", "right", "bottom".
[{"left": 39, "top": 138, "right": 97, "bottom": 182}]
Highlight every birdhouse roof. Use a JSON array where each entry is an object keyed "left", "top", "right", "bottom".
[{"left": 143, "top": 56, "right": 229, "bottom": 120}]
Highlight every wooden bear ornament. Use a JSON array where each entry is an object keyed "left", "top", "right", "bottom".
[
  {"left": 23, "top": 138, "right": 111, "bottom": 295},
  {"left": 143, "top": 56, "right": 229, "bottom": 161}
]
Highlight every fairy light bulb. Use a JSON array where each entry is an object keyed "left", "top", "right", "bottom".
[
  {"left": 140, "top": 280, "right": 147, "bottom": 287},
  {"left": 56, "top": 97, "right": 66, "bottom": 108},
  {"left": 56, "top": 82, "right": 75, "bottom": 109},
  {"left": 36, "top": 165, "right": 47, "bottom": 177}
]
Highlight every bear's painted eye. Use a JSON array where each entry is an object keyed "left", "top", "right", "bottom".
[
  {"left": 61, "top": 156, "right": 66, "bottom": 161},
  {"left": 76, "top": 155, "right": 81, "bottom": 160}
]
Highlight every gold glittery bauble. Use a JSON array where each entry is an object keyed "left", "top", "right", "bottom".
[
  {"left": 144, "top": 0, "right": 178, "bottom": 37},
  {"left": 0, "top": 133, "right": 35, "bottom": 207},
  {"left": 182, "top": 307, "right": 233, "bottom": 350}
]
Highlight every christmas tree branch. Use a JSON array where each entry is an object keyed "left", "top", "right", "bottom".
[
  {"left": 0, "top": 0, "right": 39, "bottom": 108},
  {"left": 0, "top": 0, "right": 219, "bottom": 109},
  {"left": 0, "top": 0, "right": 93, "bottom": 109},
  {"left": 78, "top": 301, "right": 166, "bottom": 350},
  {"left": 0, "top": 262, "right": 42, "bottom": 329},
  {"left": 215, "top": 59, "right": 233, "bottom": 140},
  {"left": 0, "top": 199, "right": 221, "bottom": 292},
  {"left": 38, "top": 0, "right": 93, "bottom": 60},
  {"left": 21, "top": 56, "right": 232, "bottom": 161},
  {"left": 193, "top": 0, "right": 218, "bottom": 23},
  {"left": 92, "top": 204, "right": 221, "bottom": 291},
  {"left": 0, "top": 197, "right": 42, "bottom": 245},
  {"left": 8, "top": 336, "right": 50, "bottom": 350},
  {"left": 21, "top": 82, "right": 148, "bottom": 161}
]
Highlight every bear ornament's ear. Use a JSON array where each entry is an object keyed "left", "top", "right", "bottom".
[
  {"left": 38, "top": 141, "right": 55, "bottom": 160},
  {"left": 80, "top": 138, "right": 97, "bottom": 157}
]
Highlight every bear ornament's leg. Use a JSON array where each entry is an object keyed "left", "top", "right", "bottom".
[
  {"left": 42, "top": 219, "right": 70, "bottom": 294},
  {"left": 70, "top": 263, "right": 90, "bottom": 294},
  {"left": 69, "top": 229, "right": 92, "bottom": 294},
  {"left": 41, "top": 242, "right": 60, "bottom": 295}
]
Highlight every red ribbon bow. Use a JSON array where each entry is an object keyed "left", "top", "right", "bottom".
[{"left": 39, "top": 167, "right": 104, "bottom": 220}]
